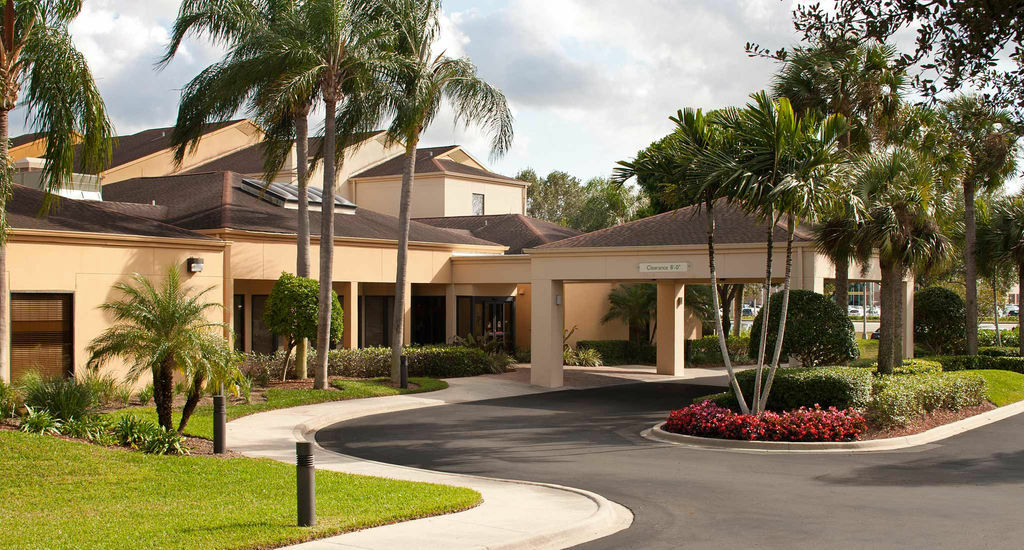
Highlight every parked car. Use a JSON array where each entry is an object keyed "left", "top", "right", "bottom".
[
  {"left": 741, "top": 306, "right": 758, "bottom": 317},
  {"left": 868, "top": 306, "right": 880, "bottom": 316},
  {"left": 848, "top": 306, "right": 864, "bottom": 316},
  {"left": 871, "top": 328, "right": 881, "bottom": 340},
  {"left": 1005, "top": 306, "right": 1019, "bottom": 317}
]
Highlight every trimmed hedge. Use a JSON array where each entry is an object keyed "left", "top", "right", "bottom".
[
  {"left": 326, "top": 346, "right": 507, "bottom": 378},
  {"left": 892, "top": 359, "right": 943, "bottom": 375},
  {"left": 868, "top": 372, "right": 987, "bottom": 428},
  {"left": 747, "top": 290, "right": 858, "bottom": 367},
  {"left": 731, "top": 366, "right": 874, "bottom": 411},
  {"left": 689, "top": 336, "right": 750, "bottom": 365},
  {"left": 576, "top": 340, "right": 656, "bottom": 366},
  {"left": 979, "top": 347, "right": 1021, "bottom": 357},
  {"left": 927, "top": 354, "right": 1024, "bottom": 374},
  {"left": 978, "top": 329, "right": 1019, "bottom": 348}
]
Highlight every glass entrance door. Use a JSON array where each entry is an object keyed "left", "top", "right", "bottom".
[{"left": 457, "top": 296, "right": 515, "bottom": 351}]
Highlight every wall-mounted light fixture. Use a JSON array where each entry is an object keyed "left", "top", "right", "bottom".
[
  {"left": 555, "top": 295, "right": 562, "bottom": 306},
  {"left": 186, "top": 257, "right": 205, "bottom": 274}
]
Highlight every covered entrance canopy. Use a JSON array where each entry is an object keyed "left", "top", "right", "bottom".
[{"left": 524, "top": 203, "right": 909, "bottom": 388}]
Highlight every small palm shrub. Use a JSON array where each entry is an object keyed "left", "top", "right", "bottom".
[
  {"left": 20, "top": 408, "right": 61, "bottom": 435},
  {"left": 0, "top": 379, "right": 18, "bottom": 419},
  {"left": 19, "top": 373, "right": 97, "bottom": 421},
  {"left": 564, "top": 346, "right": 603, "bottom": 367},
  {"left": 747, "top": 290, "right": 859, "bottom": 367},
  {"left": 139, "top": 428, "right": 187, "bottom": 456},
  {"left": 136, "top": 384, "right": 154, "bottom": 406},
  {"left": 113, "top": 414, "right": 159, "bottom": 448},
  {"left": 913, "top": 287, "right": 967, "bottom": 355}
]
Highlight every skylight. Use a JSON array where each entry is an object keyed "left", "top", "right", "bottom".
[{"left": 240, "top": 179, "right": 356, "bottom": 214}]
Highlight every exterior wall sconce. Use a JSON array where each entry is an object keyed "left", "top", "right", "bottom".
[
  {"left": 186, "top": 257, "right": 204, "bottom": 274},
  {"left": 555, "top": 295, "right": 562, "bottom": 306}
]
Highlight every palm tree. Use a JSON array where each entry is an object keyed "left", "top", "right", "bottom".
[
  {"left": 715, "top": 92, "right": 847, "bottom": 414},
  {"left": 161, "top": 0, "right": 320, "bottom": 379},
  {"left": 86, "top": 267, "right": 237, "bottom": 433},
  {"left": 616, "top": 107, "right": 754, "bottom": 414},
  {"left": 978, "top": 196, "right": 1024, "bottom": 356},
  {"left": 772, "top": 37, "right": 904, "bottom": 310},
  {"left": 603, "top": 284, "right": 657, "bottom": 344},
  {"left": 0, "top": 0, "right": 113, "bottom": 382},
  {"left": 381, "top": 0, "right": 513, "bottom": 386},
  {"left": 937, "top": 94, "right": 1019, "bottom": 355},
  {"left": 856, "top": 148, "right": 952, "bottom": 373}
]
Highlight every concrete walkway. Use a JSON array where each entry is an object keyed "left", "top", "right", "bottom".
[{"left": 227, "top": 371, "right": 641, "bottom": 550}]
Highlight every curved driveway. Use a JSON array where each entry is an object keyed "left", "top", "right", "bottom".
[{"left": 317, "top": 381, "right": 1024, "bottom": 549}]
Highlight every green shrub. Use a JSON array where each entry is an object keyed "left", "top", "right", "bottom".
[
  {"left": 731, "top": 366, "right": 874, "bottom": 411},
  {"left": 20, "top": 407, "right": 61, "bottom": 435},
  {"left": 264, "top": 272, "right": 344, "bottom": 364},
  {"left": 977, "top": 329, "right": 1019, "bottom": 348},
  {"left": 62, "top": 415, "right": 114, "bottom": 445},
  {"left": 79, "top": 370, "right": 121, "bottom": 406},
  {"left": 928, "top": 354, "right": 1024, "bottom": 374},
  {"left": 240, "top": 352, "right": 277, "bottom": 386},
  {"left": 868, "top": 372, "right": 987, "bottom": 428},
  {"left": 326, "top": 345, "right": 506, "bottom": 379},
  {"left": 892, "top": 359, "right": 943, "bottom": 375},
  {"left": 137, "top": 384, "right": 154, "bottom": 406},
  {"left": 747, "top": 290, "right": 859, "bottom": 367},
  {"left": 19, "top": 373, "right": 97, "bottom": 421},
  {"left": 513, "top": 348, "right": 531, "bottom": 363},
  {"left": 689, "top": 335, "right": 750, "bottom": 365},
  {"left": 139, "top": 428, "right": 187, "bottom": 456},
  {"left": 576, "top": 340, "right": 656, "bottom": 365},
  {"left": 565, "top": 346, "right": 603, "bottom": 367},
  {"left": 0, "top": 379, "right": 18, "bottom": 419},
  {"left": 979, "top": 346, "right": 1020, "bottom": 357},
  {"left": 113, "top": 414, "right": 161, "bottom": 448},
  {"left": 914, "top": 287, "right": 967, "bottom": 355}
]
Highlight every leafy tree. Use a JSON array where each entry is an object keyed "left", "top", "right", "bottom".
[
  {"left": 570, "top": 176, "right": 645, "bottom": 232},
  {"left": 783, "top": 1, "right": 1024, "bottom": 120},
  {"left": 913, "top": 286, "right": 967, "bottom": 355},
  {"left": 382, "top": 0, "right": 513, "bottom": 386},
  {"left": 978, "top": 195, "right": 1024, "bottom": 355},
  {"left": 264, "top": 273, "right": 342, "bottom": 379},
  {"left": 86, "top": 267, "right": 238, "bottom": 433},
  {"left": 0, "top": 0, "right": 114, "bottom": 382},
  {"left": 521, "top": 169, "right": 588, "bottom": 226},
  {"left": 747, "top": 290, "right": 859, "bottom": 367}
]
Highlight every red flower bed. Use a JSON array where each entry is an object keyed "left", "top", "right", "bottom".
[{"left": 663, "top": 401, "right": 867, "bottom": 442}]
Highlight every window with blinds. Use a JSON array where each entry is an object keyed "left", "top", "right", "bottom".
[{"left": 11, "top": 293, "right": 73, "bottom": 381}]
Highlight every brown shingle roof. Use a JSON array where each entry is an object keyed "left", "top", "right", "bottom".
[
  {"left": 11, "top": 132, "right": 45, "bottom": 149},
  {"left": 101, "top": 171, "right": 504, "bottom": 248},
  {"left": 8, "top": 185, "right": 213, "bottom": 240},
  {"left": 352, "top": 146, "right": 521, "bottom": 183},
  {"left": 184, "top": 130, "right": 386, "bottom": 176},
  {"left": 416, "top": 214, "right": 579, "bottom": 254},
  {"left": 534, "top": 202, "right": 812, "bottom": 250},
  {"left": 73, "top": 120, "right": 244, "bottom": 174}
]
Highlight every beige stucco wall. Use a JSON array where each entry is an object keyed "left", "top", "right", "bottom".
[
  {"left": 442, "top": 175, "right": 525, "bottom": 216},
  {"left": 564, "top": 282, "right": 629, "bottom": 346},
  {"left": 350, "top": 175, "right": 448, "bottom": 218},
  {"left": 4, "top": 231, "right": 227, "bottom": 388}
]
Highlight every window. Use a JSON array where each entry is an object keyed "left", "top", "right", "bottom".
[
  {"left": 11, "top": 293, "right": 73, "bottom": 380},
  {"left": 250, "top": 295, "right": 278, "bottom": 355},
  {"left": 472, "top": 193, "right": 485, "bottom": 216}
]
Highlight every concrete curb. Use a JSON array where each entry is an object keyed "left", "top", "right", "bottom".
[
  {"left": 642, "top": 398, "right": 1024, "bottom": 453},
  {"left": 228, "top": 379, "right": 633, "bottom": 549}
]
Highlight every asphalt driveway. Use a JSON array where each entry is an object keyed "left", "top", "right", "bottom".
[{"left": 317, "top": 381, "right": 1024, "bottom": 549}]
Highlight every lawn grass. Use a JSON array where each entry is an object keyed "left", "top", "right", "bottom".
[
  {"left": 109, "top": 377, "right": 447, "bottom": 439},
  {"left": 0, "top": 429, "right": 479, "bottom": 549},
  {"left": 849, "top": 338, "right": 879, "bottom": 368},
  {"left": 972, "top": 369, "right": 1024, "bottom": 407}
]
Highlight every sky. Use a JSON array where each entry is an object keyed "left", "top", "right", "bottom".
[{"left": 13, "top": 0, "right": 1014, "bottom": 189}]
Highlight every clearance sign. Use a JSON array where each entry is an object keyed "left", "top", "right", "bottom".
[{"left": 638, "top": 262, "right": 688, "bottom": 273}]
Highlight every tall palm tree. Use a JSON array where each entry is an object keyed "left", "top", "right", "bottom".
[
  {"left": 715, "top": 92, "right": 847, "bottom": 414},
  {"left": 87, "top": 267, "right": 236, "bottom": 433},
  {"left": 772, "top": 37, "right": 904, "bottom": 310},
  {"left": 160, "top": 0, "right": 320, "bottom": 378},
  {"left": 978, "top": 196, "right": 1024, "bottom": 356},
  {"left": 602, "top": 284, "right": 657, "bottom": 344},
  {"left": 856, "top": 148, "right": 952, "bottom": 373},
  {"left": 616, "top": 107, "right": 754, "bottom": 414},
  {"left": 381, "top": 0, "right": 513, "bottom": 386},
  {"left": 0, "top": 0, "right": 113, "bottom": 383},
  {"left": 937, "top": 94, "right": 1019, "bottom": 355}
]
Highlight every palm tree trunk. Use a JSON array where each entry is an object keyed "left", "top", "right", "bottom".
[
  {"left": 877, "top": 263, "right": 897, "bottom": 374},
  {"left": 753, "top": 213, "right": 775, "bottom": 411},
  {"left": 834, "top": 255, "right": 850, "bottom": 311},
  {"left": 314, "top": 96, "right": 338, "bottom": 391},
  {"left": 893, "top": 269, "right": 906, "bottom": 366},
  {"left": 993, "top": 280, "right": 1002, "bottom": 347},
  {"left": 155, "top": 358, "right": 175, "bottom": 431},
  {"left": 294, "top": 109, "right": 311, "bottom": 379},
  {"left": 758, "top": 217, "right": 796, "bottom": 413},
  {"left": 732, "top": 287, "right": 742, "bottom": 337},
  {"left": 391, "top": 137, "right": 420, "bottom": 385},
  {"left": 0, "top": 107, "right": 10, "bottom": 384},
  {"left": 964, "top": 180, "right": 978, "bottom": 355},
  {"left": 717, "top": 284, "right": 731, "bottom": 336},
  {"left": 177, "top": 373, "right": 205, "bottom": 434},
  {"left": 706, "top": 200, "right": 749, "bottom": 414}
]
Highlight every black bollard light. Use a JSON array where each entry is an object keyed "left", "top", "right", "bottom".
[
  {"left": 213, "top": 394, "right": 226, "bottom": 454},
  {"left": 296, "top": 441, "right": 316, "bottom": 527},
  {"left": 400, "top": 355, "right": 409, "bottom": 389}
]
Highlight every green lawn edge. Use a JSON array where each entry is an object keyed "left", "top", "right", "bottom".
[
  {"left": 108, "top": 377, "right": 448, "bottom": 440},
  {"left": 0, "top": 429, "right": 480, "bottom": 550}
]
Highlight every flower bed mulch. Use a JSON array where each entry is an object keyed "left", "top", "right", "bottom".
[{"left": 1, "top": 419, "right": 242, "bottom": 458}]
